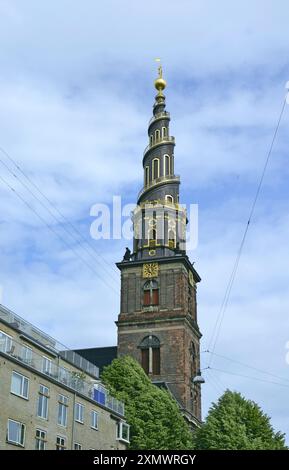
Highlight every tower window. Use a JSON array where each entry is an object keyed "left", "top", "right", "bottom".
[
  {"left": 155, "top": 129, "right": 160, "bottom": 142},
  {"left": 143, "top": 280, "right": 159, "bottom": 306},
  {"left": 164, "top": 154, "right": 171, "bottom": 176},
  {"left": 168, "top": 229, "right": 176, "bottom": 249},
  {"left": 150, "top": 134, "right": 154, "bottom": 146},
  {"left": 165, "top": 195, "right": 174, "bottom": 204},
  {"left": 139, "top": 335, "right": 160, "bottom": 375},
  {"left": 145, "top": 166, "right": 150, "bottom": 186},
  {"left": 162, "top": 127, "right": 167, "bottom": 138},
  {"left": 152, "top": 158, "right": 160, "bottom": 180}
]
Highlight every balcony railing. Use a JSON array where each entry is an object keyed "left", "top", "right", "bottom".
[
  {"left": 0, "top": 304, "right": 99, "bottom": 379},
  {"left": 138, "top": 175, "right": 180, "bottom": 200},
  {"left": 143, "top": 136, "right": 175, "bottom": 157},
  {"left": 0, "top": 332, "right": 125, "bottom": 416},
  {"left": 148, "top": 111, "right": 170, "bottom": 127}
]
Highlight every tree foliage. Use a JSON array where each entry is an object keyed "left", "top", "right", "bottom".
[
  {"left": 193, "top": 390, "right": 287, "bottom": 450},
  {"left": 101, "top": 355, "right": 193, "bottom": 450}
]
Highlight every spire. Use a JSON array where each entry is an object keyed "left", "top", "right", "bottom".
[
  {"left": 154, "top": 62, "right": 167, "bottom": 95},
  {"left": 153, "top": 59, "right": 167, "bottom": 114}
]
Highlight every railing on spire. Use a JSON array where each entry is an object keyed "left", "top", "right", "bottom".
[
  {"left": 148, "top": 111, "right": 170, "bottom": 127},
  {"left": 143, "top": 136, "right": 175, "bottom": 157}
]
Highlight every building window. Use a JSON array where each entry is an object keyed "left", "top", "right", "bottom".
[
  {"left": 143, "top": 280, "right": 159, "bottom": 307},
  {"left": 75, "top": 403, "right": 84, "bottom": 424},
  {"left": 162, "top": 127, "right": 167, "bottom": 138},
  {"left": 148, "top": 228, "right": 157, "bottom": 248},
  {"left": 164, "top": 154, "right": 170, "bottom": 176},
  {"left": 139, "top": 336, "right": 161, "bottom": 375},
  {"left": 21, "top": 345, "right": 33, "bottom": 365},
  {"left": 145, "top": 166, "right": 150, "bottom": 186},
  {"left": 74, "top": 443, "right": 82, "bottom": 450},
  {"left": 0, "top": 330, "right": 13, "bottom": 353},
  {"left": 150, "top": 134, "right": 153, "bottom": 146},
  {"left": 35, "top": 429, "right": 46, "bottom": 450},
  {"left": 117, "top": 422, "right": 130, "bottom": 443},
  {"left": 168, "top": 229, "right": 176, "bottom": 249},
  {"left": 58, "top": 395, "right": 68, "bottom": 427},
  {"left": 152, "top": 158, "right": 160, "bottom": 180},
  {"left": 42, "top": 356, "right": 52, "bottom": 375},
  {"left": 11, "top": 371, "right": 29, "bottom": 399},
  {"left": 7, "top": 419, "right": 25, "bottom": 447},
  {"left": 155, "top": 129, "right": 160, "bottom": 141},
  {"left": 91, "top": 410, "right": 98, "bottom": 430},
  {"left": 58, "top": 366, "right": 70, "bottom": 385},
  {"left": 165, "top": 195, "right": 174, "bottom": 204},
  {"left": 56, "top": 436, "right": 66, "bottom": 450},
  {"left": 37, "top": 385, "right": 49, "bottom": 419}
]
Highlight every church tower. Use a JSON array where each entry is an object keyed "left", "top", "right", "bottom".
[{"left": 116, "top": 67, "right": 203, "bottom": 426}]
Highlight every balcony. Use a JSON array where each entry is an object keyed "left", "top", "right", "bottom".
[
  {"left": 0, "top": 331, "right": 125, "bottom": 416},
  {"left": 138, "top": 175, "right": 180, "bottom": 200},
  {"left": 143, "top": 136, "right": 175, "bottom": 158},
  {"left": 0, "top": 303, "right": 99, "bottom": 379},
  {"left": 148, "top": 111, "right": 170, "bottom": 127}
]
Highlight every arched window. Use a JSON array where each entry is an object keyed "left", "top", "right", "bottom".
[
  {"left": 165, "top": 195, "right": 174, "bottom": 204},
  {"left": 143, "top": 280, "right": 159, "bottom": 306},
  {"left": 163, "top": 154, "right": 170, "bottom": 176},
  {"left": 139, "top": 335, "right": 160, "bottom": 375},
  {"left": 150, "top": 134, "right": 154, "bottom": 146},
  {"left": 145, "top": 166, "right": 150, "bottom": 186},
  {"left": 148, "top": 216, "right": 157, "bottom": 247},
  {"left": 155, "top": 129, "right": 160, "bottom": 142},
  {"left": 152, "top": 158, "right": 160, "bottom": 180},
  {"left": 168, "top": 229, "right": 176, "bottom": 249},
  {"left": 162, "top": 127, "right": 167, "bottom": 138}
]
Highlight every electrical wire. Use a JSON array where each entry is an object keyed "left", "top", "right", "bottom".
[
  {"left": 0, "top": 146, "right": 120, "bottom": 284},
  {"left": 203, "top": 349, "right": 289, "bottom": 384},
  {"left": 0, "top": 173, "right": 119, "bottom": 294},
  {"left": 207, "top": 90, "right": 289, "bottom": 365},
  {"left": 208, "top": 366, "right": 289, "bottom": 389}
]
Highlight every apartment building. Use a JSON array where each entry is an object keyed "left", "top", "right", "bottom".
[{"left": 0, "top": 304, "right": 129, "bottom": 450}]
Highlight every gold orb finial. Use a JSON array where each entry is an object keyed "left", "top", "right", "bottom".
[{"left": 154, "top": 58, "right": 166, "bottom": 93}]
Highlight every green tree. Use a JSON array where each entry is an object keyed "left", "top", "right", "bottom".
[
  {"left": 193, "top": 390, "right": 287, "bottom": 450},
  {"left": 102, "top": 355, "right": 193, "bottom": 450}
]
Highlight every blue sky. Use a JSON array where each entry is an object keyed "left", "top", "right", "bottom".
[{"left": 0, "top": 0, "right": 289, "bottom": 441}]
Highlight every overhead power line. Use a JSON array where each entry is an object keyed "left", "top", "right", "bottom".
[
  {"left": 0, "top": 145, "right": 120, "bottom": 286},
  {"left": 207, "top": 89, "right": 289, "bottom": 365},
  {"left": 0, "top": 173, "right": 119, "bottom": 295},
  {"left": 203, "top": 349, "right": 289, "bottom": 385},
  {"left": 206, "top": 366, "right": 289, "bottom": 389}
]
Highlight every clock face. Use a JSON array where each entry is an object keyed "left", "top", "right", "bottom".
[{"left": 143, "top": 263, "right": 159, "bottom": 278}]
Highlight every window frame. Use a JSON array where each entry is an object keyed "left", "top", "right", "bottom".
[
  {"left": 145, "top": 165, "right": 150, "bottom": 186},
  {"left": 90, "top": 410, "right": 99, "bottom": 430},
  {"left": 42, "top": 356, "right": 52, "bottom": 375},
  {"left": 75, "top": 402, "right": 84, "bottom": 424},
  {"left": 143, "top": 280, "right": 159, "bottom": 307},
  {"left": 116, "top": 422, "right": 130, "bottom": 443},
  {"left": 0, "top": 330, "right": 13, "bottom": 353},
  {"left": 11, "top": 371, "right": 29, "bottom": 400},
  {"left": 35, "top": 428, "right": 47, "bottom": 450},
  {"left": 7, "top": 419, "right": 26, "bottom": 447},
  {"left": 37, "top": 384, "right": 49, "bottom": 420},
  {"left": 56, "top": 435, "right": 66, "bottom": 450},
  {"left": 152, "top": 158, "right": 160, "bottom": 180},
  {"left": 74, "top": 442, "right": 82, "bottom": 450},
  {"left": 57, "top": 394, "right": 68, "bottom": 427},
  {"left": 163, "top": 154, "right": 171, "bottom": 176},
  {"left": 21, "top": 345, "right": 33, "bottom": 365}
]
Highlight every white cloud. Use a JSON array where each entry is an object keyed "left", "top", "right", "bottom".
[{"left": 0, "top": 0, "right": 288, "bottom": 442}]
